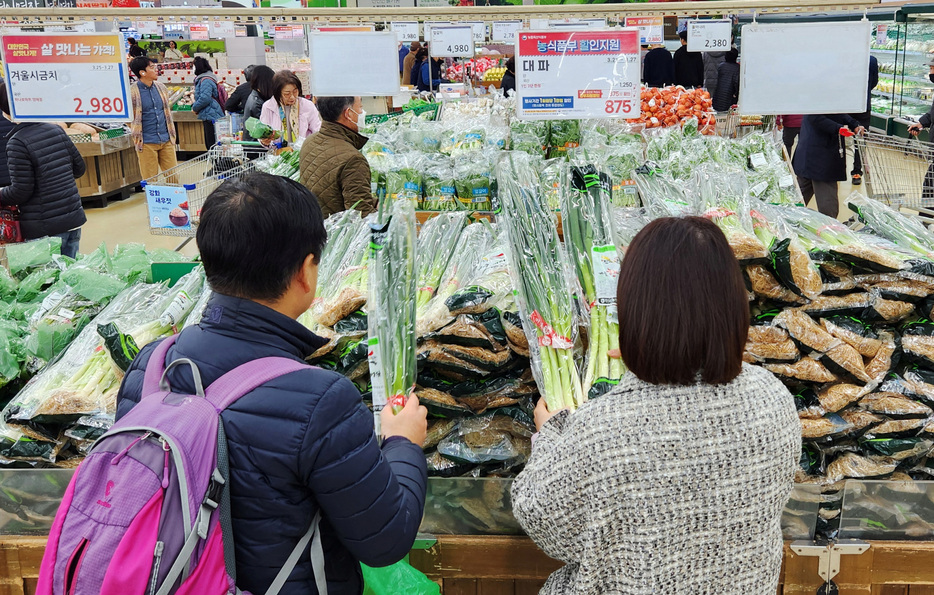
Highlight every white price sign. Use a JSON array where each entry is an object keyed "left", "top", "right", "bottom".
[
  {"left": 392, "top": 21, "right": 419, "bottom": 43},
  {"left": 430, "top": 25, "right": 474, "bottom": 58},
  {"left": 624, "top": 17, "right": 664, "bottom": 45},
  {"left": 210, "top": 20, "right": 236, "bottom": 38},
  {"left": 687, "top": 20, "right": 731, "bottom": 52},
  {"left": 516, "top": 29, "right": 641, "bottom": 121},
  {"left": 492, "top": 20, "right": 522, "bottom": 42},
  {"left": 2, "top": 33, "right": 130, "bottom": 123},
  {"left": 463, "top": 21, "right": 486, "bottom": 43},
  {"left": 876, "top": 24, "right": 888, "bottom": 45},
  {"left": 189, "top": 24, "right": 209, "bottom": 41}
]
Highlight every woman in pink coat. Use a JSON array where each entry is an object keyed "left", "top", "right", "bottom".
[{"left": 259, "top": 70, "right": 321, "bottom": 146}]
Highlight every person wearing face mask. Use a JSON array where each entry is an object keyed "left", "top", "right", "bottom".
[
  {"left": 298, "top": 96, "right": 376, "bottom": 218},
  {"left": 259, "top": 70, "right": 322, "bottom": 147},
  {"left": 909, "top": 59, "right": 934, "bottom": 200}
]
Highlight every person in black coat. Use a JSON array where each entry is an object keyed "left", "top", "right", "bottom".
[
  {"left": 642, "top": 44, "right": 674, "bottom": 88},
  {"left": 909, "top": 60, "right": 934, "bottom": 200},
  {"left": 792, "top": 113, "right": 864, "bottom": 218},
  {"left": 712, "top": 48, "right": 740, "bottom": 112},
  {"left": 0, "top": 112, "right": 16, "bottom": 187},
  {"left": 225, "top": 64, "right": 256, "bottom": 115},
  {"left": 117, "top": 173, "right": 428, "bottom": 595},
  {"left": 850, "top": 55, "right": 878, "bottom": 184},
  {"left": 0, "top": 83, "right": 86, "bottom": 258},
  {"left": 673, "top": 30, "right": 705, "bottom": 88},
  {"left": 501, "top": 56, "right": 516, "bottom": 96}
]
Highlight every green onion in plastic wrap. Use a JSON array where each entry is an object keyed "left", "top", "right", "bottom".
[
  {"left": 509, "top": 120, "right": 549, "bottom": 158},
  {"left": 846, "top": 192, "right": 934, "bottom": 259},
  {"left": 310, "top": 215, "right": 371, "bottom": 329},
  {"left": 454, "top": 151, "right": 492, "bottom": 211},
  {"left": 548, "top": 119, "right": 581, "bottom": 159},
  {"left": 496, "top": 151, "right": 586, "bottom": 411},
  {"left": 537, "top": 157, "right": 566, "bottom": 212},
  {"left": 634, "top": 165, "right": 698, "bottom": 219},
  {"left": 415, "top": 212, "right": 468, "bottom": 311},
  {"left": 368, "top": 199, "right": 418, "bottom": 434}
]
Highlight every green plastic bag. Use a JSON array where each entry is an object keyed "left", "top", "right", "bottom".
[
  {"left": 245, "top": 117, "right": 274, "bottom": 140},
  {"left": 6, "top": 236, "right": 62, "bottom": 277},
  {"left": 361, "top": 561, "right": 440, "bottom": 595}
]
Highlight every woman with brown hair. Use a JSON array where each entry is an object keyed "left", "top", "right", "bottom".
[
  {"left": 259, "top": 70, "right": 321, "bottom": 146},
  {"left": 511, "top": 216, "right": 800, "bottom": 595}
]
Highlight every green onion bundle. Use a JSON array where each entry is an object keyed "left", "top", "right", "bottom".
[
  {"left": 496, "top": 152, "right": 585, "bottom": 411},
  {"left": 415, "top": 212, "right": 468, "bottom": 312}
]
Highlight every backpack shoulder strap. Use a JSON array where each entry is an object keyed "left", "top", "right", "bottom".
[
  {"left": 141, "top": 335, "right": 180, "bottom": 396},
  {"left": 203, "top": 357, "right": 309, "bottom": 412}
]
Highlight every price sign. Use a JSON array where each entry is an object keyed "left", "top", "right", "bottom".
[
  {"left": 188, "top": 24, "right": 209, "bottom": 41},
  {"left": 463, "top": 21, "right": 486, "bottom": 43},
  {"left": 624, "top": 17, "right": 663, "bottom": 45},
  {"left": 134, "top": 21, "right": 162, "bottom": 36},
  {"left": 687, "top": 20, "right": 731, "bottom": 52},
  {"left": 392, "top": 21, "right": 419, "bottom": 43},
  {"left": 516, "top": 29, "right": 640, "bottom": 121},
  {"left": 210, "top": 20, "right": 236, "bottom": 38},
  {"left": 1, "top": 33, "right": 130, "bottom": 123},
  {"left": 274, "top": 25, "right": 294, "bottom": 39},
  {"left": 430, "top": 25, "right": 474, "bottom": 58},
  {"left": 145, "top": 185, "right": 191, "bottom": 230},
  {"left": 492, "top": 20, "right": 522, "bottom": 42},
  {"left": 876, "top": 24, "right": 888, "bottom": 45}
]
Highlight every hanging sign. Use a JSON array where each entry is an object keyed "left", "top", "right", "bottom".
[
  {"left": 462, "top": 21, "right": 486, "bottom": 43},
  {"left": 392, "top": 21, "right": 419, "bottom": 43},
  {"left": 210, "top": 20, "right": 236, "bottom": 38},
  {"left": 876, "top": 24, "right": 888, "bottom": 45},
  {"left": 625, "top": 17, "right": 663, "bottom": 45},
  {"left": 492, "top": 20, "right": 522, "bottom": 43},
  {"left": 274, "top": 25, "right": 294, "bottom": 39},
  {"left": 291, "top": 25, "right": 305, "bottom": 38},
  {"left": 687, "top": 19, "right": 731, "bottom": 52},
  {"left": 309, "top": 32, "right": 400, "bottom": 96},
  {"left": 134, "top": 21, "right": 163, "bottom": 36},
  {"left": 146, "top": 185, "right": 191, "bottom": 231},
  {"left": 235, "top": 25, "right": 247, "bottom": 37},
  {"left": 430, "top": 25, "right": 474, "bottom": 58},
  {"left": 188, "top": 24, "right": 209, "bottom": 40},
  {"left": 516, "top": 29, "right": 641, "bottom": 121},
  {"left": 1, "top": 32, "right": 130, "bottom": 122}
]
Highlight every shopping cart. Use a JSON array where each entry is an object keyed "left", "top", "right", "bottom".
[{"left": 853, "top": 131, "right": 934, "bottom": 213}]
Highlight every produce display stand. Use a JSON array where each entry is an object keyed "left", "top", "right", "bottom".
[
  {"left": 71, "top": 134, "right": 142, "bottom": 208},
  {"left": 171, "top": 110, "right": 210, "bottom": 154}
]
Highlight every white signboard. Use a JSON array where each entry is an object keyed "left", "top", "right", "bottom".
[
  {"left": 624, "top": 17, "right": 663, "bottom": 45},
  {"left": 188, "top": 24, "right": 209, "bottom": 41},
  {"left": 430, "top": 25, "right": 474, "bottom": 58},
  {"left": 210, "top": 20, "right": 236, "bottom": 39},
  {"left": 358, "top": 0, "right": 415, "bottom": 7},
  {"left": 687, "top": 20, "right": 731, "bottom": 52},
  {"left": 463, "top": 21, "right": 486, "bottom": 43},
  {"left": 146, "top": 185, "right": 191, "bottom": 230},
  {"left": 492, "top": 20, "right": 523, "bottom": 43},
  {"left": 738, "top": 22, "right": 872, "bottom": 115},
  {"left": 876, "top": 24, "right": 888, "bottom": 45},
  {"left": 309, "top": 32, "right": 400, "bottom": 96},
  {"left": 392, "top": 21, "right": 419, "bottom": 43},
  {"left": 134, "top": 21, "right": 162, "bottom": 36},
  {"left": 516, "top": 29, "right": 641, "bottom": 121},
  {"left": 1, "top": 32, "right": 130, "bottom": 123}
]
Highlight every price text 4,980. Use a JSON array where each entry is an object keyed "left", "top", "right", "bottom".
[
  {"left": 446, "top": 44, "right": 470, "bottom": 54},
  {"left": 73, "top": 97, "right": 125, "bottom": 115}
]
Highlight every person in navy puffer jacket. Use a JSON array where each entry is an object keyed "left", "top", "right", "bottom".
[{"left": 116, "top": 172, "right": 428, "bottom": 595}]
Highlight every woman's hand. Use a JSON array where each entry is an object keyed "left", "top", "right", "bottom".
[{"left": 534, "top": 397, "right": 566, "bottom": 432}]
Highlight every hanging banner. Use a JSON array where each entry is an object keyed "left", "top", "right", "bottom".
[
  {"left": 2, "top": 33, "right": 130, "bottom": 122},
  {"left": 392, "top": 21, "right": 419, "bottom": 43},
  {"left": 687, "top": 19, "right": 731, "bottom": 52},
  {"left": 625, "top": 17, "right": 663, "bottom": 45},
  {"left": 492, "top": 20, "right": 522, "bottom": 43},
  {"left": 516, "top": 29, "right": 640, "bottom": 121}
]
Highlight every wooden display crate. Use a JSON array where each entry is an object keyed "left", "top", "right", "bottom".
[
  {"left": 73, "top": 135, "right": 143, "bottom": 208},
  {"left": 172, "top": 111, "right": 208, "bottom": 153}
]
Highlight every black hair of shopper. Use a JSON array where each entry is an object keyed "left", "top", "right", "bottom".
[
  {"left": 505, "top": 56, "right": 515, "bottom": 74},
  {"left": 193, "top": 57, "right": 213, "bottom": 75},
  {"left": 127, "top": 37, "right": 137, "bottom": 45},
  {"left": 616, "top": 216, "right": 748, "bottom": 386},
  {"left": 272, "top": 70, "right": 303, "bottom": 104},
  {"left": 415, "top": 47, "right": 428, "bottom": 61},
  {"left": 317, "top": 97, "right": 354, "bottom": 123},
  {"left": 678, "top": 30, "right": 688, "bottom": 41},
  {"left": 243, "top": 64, "right": 256, "bottom": 83},
  {"left": 129, "top": 56, "right": 154, "bottom": 79},
  {"left": 250, "top": 65, "right": 275, "bottom": 100},
  {"left": 168, "top": 40, "right": 177, "bottom": 49},
  {"left": 197, "top": 173, "right": 327, "bottom": 301},
  {"left": 725, "top": 48, "right": 739, "bottom": 63},
  {"left": 0, "top": 82, "right": 9, "bottom": 116}
]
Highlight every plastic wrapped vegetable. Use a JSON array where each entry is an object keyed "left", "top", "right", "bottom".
[
  {"left": 384, "top": 153, "right": 424, "bottom": 203},
  {"left": 421, "top": 157, "right": 458, "bottom": 211},
  {"left": 454, "top": 151, "right": 492, "bottom": 211},
  {"left": 509, "top": 119, "right": 549, "bottom": 157},
  {"left": 750, "top": 203, "right": 823, "bottom": 300},
  {"left": 847, "top": 192, "right": 934, "bottom": 260},
  {"left": 415, "top": 212, "right": 468, "bottom": 310},
  {"left": 634, "top": 166, "right": 697, "bottom": 219},
  {"left": 496, "top": 151, "right": 586, "bottom": 411},
  {"left": 548, "top": 119, "right": 581, "bottom": 159}
]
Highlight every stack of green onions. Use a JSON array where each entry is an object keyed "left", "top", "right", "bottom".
[
  {"left": 496, "top": 151, "right": 585, "bottom": 411},
  {"left": 368, "top": 198, "right": 417, "bottom": 434},
  {"left": 561, "top": 164, "right": 625, "bottom": 399},
  {"left": 415, "top": 212, "right": 468, "bottom": 312}
]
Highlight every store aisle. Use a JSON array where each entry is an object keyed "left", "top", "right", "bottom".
[{"left": 82, "top": 192, "right": 199, "bottom": 258}]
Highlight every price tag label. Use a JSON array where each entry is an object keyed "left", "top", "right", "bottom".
[
  {"left": 516, "top": 29, "right": 641, "bottom": 121},
  {"left": 274, "top": 25, "right": 294, "bottom": 39},
  {"left": 2, "top": 33, "right": 130, "bottom": 123},
  {"left": 210, "top": 20, "right": 235, "bottom": 38},
  {"left": 492, "top": 20, "right": 522, "bottom": 42},
  {"left": 876, "top": 24, "right": 887, "bottom": 46},
  {"left": 431, "top": 25, "right": 474, "bottom": 58},
  {"left": 687, "top": 20, "right": 732, "bottom": 52},
  {"left": 624, "top": 17, "right": 663, "bottom": 45},
  {"left": 188, "top": 24, "right": 209, "bottom": 41},
  {"left": 145, "top": 185, "right": 190, "bottom": 230},
  {"left": 463, "top": 21, "right": 486, "bottom": 43},
  {"left": 391, "top": 21, "right": 419, "bottom": 43}
]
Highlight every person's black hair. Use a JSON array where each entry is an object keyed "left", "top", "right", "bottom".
[
  {"left": 193, "top": 56, "right": 213, "bottom": 76},
  {"left": 168, "top": 40, "right": 177, "bottom": 48},
  {"left": 129, "top": 56, "right": 155, "bottom": 79},
  {"left": 725, "top": 48, "right": 739, "bottom": 63},
  {"left": 678, "top": 30, "right": 688, "bottom": 41},
  {"left": 317, "top": 97, "right": 355, "bottom": 123},
  {"left": 0, "top": 82, "right": 10, "bottom": 116},
  {"left": 505, "top": 56, "right": 515, "bottom": 74},
  {"left": 243, "top": 64, "right": 256, "bottom": 83},
  {"left": 197, "top": 173, "right": 327, "bottom": 301},
  {"left": 250, "top": 65, "right": 275, "bottom": 99},
  {"left": 127, "top": 37, "right": 137, "bottom": 45},
  {"left": 272, "top": 70, "right": 303, "bottom": 104},
  {"left": 415, "top": 47, "right": 428, "bottom": 61}
]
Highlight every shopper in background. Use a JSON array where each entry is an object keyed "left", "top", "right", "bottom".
[
  {"left": 793, "top": 114, "right": 865, "bottom": 218},
  {"left": 241, "top": 65, "right": 275, "bottom": 142},
  {"left": 162, "top": 40, "right": 183, "bottom": 62},
  {"left": 418, "top": 55, "right": 446, "bottom": 93},
  {"left": 513, "top": 216, "right": 799, "bottom": 595},
  {"left": 225, "top": 64, "right": 256, "bottom": 115},
  {"left": 127, "top": 37, "right": 145, "bottom": 59},
  {"left": 673, "top": 30, "right": 704, "bottom": 88},
  {"left": 260, "top": 70, "right": 322, "bottom": 146},
  {"left": 0, "top": 93, "right": 16, "bottom": 188},
  {"left": 909, "top": 59, "right": 934, "bottom": 199},
  {"left": 129, "top": 57, "right": 178, "bottom": 181},
  {"left": 299, "top": 96, "right": 376, "bottom": 218},
  {"left": 703, "top": 48, "right": 727, "bottom": 92},
  {"left": 850, "top": 55, "right": 879, "bottom": 186},
  {"left": 411, "top": 47, "right": 428, "bottom": 90},
  {"left": 642, "top": 43, "right": 674, "bottom": 88},
  {"left": 712, "top": 48, "right": 740, "bottom": 112},
  {"left": 777, "top": 114, "right": 803, "bottom": 160},
  {"left": 401, "top": 41, "right": 421, "bottom": 86},
  {"left": 398, "top": 41, "right": 411, "bottom": 76},
  {"left": 116, "top": 172, "right": 427, "bottom": 595},
  {"left": 192, "top": 56, "right": 225, "bottom": 149},
  {"left": 0, "top": 82, "right": 86, "bottom": 258},
  {"left": 501, "top": 56, "right": 516, "bottom": 96}
]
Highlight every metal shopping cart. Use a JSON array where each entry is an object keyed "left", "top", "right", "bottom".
[{"left": 853, "top": 131, "right": 934, "bottom": 213}]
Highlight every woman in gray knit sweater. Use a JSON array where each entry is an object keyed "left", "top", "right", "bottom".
[{"left": 512, "top": 217, "right": 801, "bottom": 595}]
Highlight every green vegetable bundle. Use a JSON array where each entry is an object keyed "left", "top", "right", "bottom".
[
  {"left": 415, "top": 212, "right": 468, "bottom": 311},
  {"left": 421, "top": 157, "right": 458, "bottom": 211},
  {"left": 847, "top": 192, "right": 934, "bottom": 260},
  {"left": 548, "top": 119, "right": 581, "bottom": 159},
  {"left": 454, "top": 151, "right": 492, "bottom": 211}
]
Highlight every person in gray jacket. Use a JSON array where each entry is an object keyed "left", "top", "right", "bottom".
[
  {"left": 909, "top": 58, "right": 934, "bottom": 199},
  {"left": 512, "top": 216, "right": 800, "bottom": 595}
]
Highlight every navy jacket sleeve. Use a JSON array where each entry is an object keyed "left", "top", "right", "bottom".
[
  {"left": 299, "top": 376, "right": 427, "bottom": 568},
  {"left": 810, "top": 114, "right": 857, "bottom": 136},
  {"left": 1, "top": 135, "right": 35, "bottom": 206},
  {"left": 869, "top": 56, "right": 879, "bottom": 91},
  {"left": 67, "top": 131, "right": 86, "bottom": 179}
]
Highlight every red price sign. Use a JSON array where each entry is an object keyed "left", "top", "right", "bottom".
[
  {"left": 604, "top": 99, "right": 632, "bottom": 114},
  {"left": 74, "top": 96, "right": 125, "bottom": 115}
]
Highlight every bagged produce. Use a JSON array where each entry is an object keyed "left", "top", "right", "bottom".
[
  {"left": 453, "top": 151, "right": 493, "bottom": 211},
  {"left": 414, "top": 212, "right": 467, "bottom": 310},
  {"left": 421, "top": 157, "right": 458, "bottom": 211}
]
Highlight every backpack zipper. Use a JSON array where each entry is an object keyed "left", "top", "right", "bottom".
[
  {"left": 64, "top": 537, "right": 90, "bottom": 595},
  {"left": 147, "top": 541, "right": 165, "bottom": 595},
  {"left": 111, "top": 431, "right": 153, "bottom": 465},
  {"left": 160, "top": 438, "right": 170, "bottom": 489}
]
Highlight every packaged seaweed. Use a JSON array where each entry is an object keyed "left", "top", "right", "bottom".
[
  {"left": 801, "top": 414, "right": 853, "bottom": 440},
  {"left": 424, "top": 418, "right": 459, "bottom": 449},
  {"left": 821, "top": 316, "right": 882, "bottom": 358},
  {"left": 430, "top": 311, "right": 508, "bottom": 353},
  {"left": 415, "top": 387, "right": 472, "bottom": 418},
  {"left": 437, "top": 407, "right": 534, "bottom": 466},
  {"left": 764, "top": 358, "right": 838, "bottom": 384}
]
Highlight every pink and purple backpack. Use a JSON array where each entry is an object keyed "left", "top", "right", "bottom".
[{"left": 36, "top": 335, "right": 329, "bottom": 595}]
